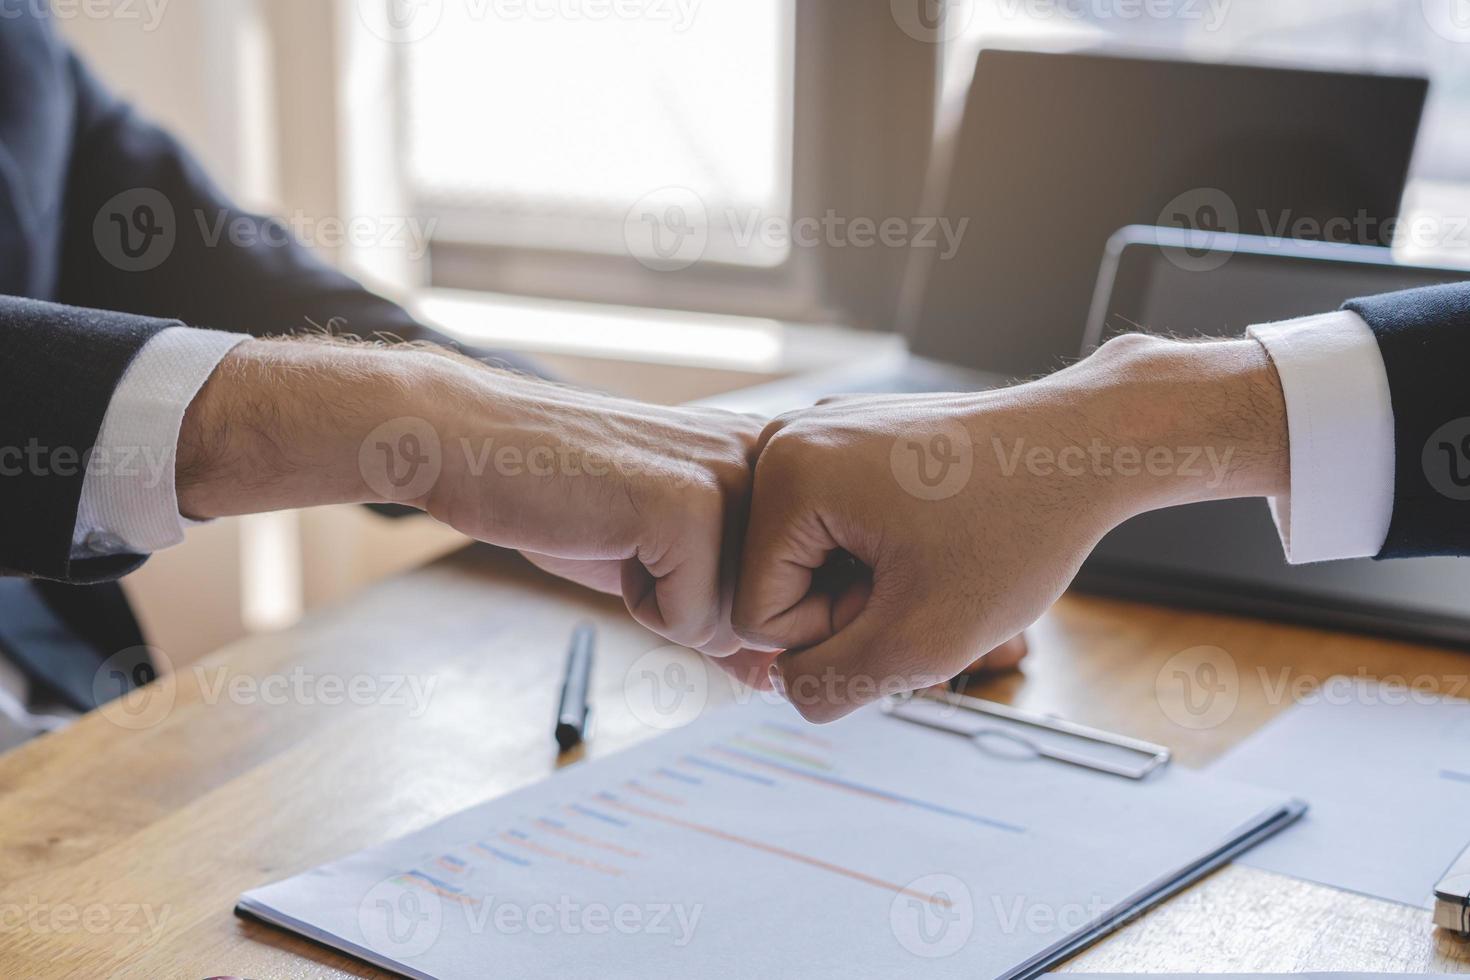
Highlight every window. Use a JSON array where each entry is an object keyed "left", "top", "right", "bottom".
[
  {"left": 371, "top": 3, "right": 938, "bottom": 325},
  {"left": 400, "top": 0, "right": 797, "bottom": 287}
]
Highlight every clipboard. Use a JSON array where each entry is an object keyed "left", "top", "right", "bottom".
[
  {"left": 881, "top": 689, "right": 1171, "bottom": 780},
  {"left": 238, "top": 697, "right": 1302, "bottom": 980}
]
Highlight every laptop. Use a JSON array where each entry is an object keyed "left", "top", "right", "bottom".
[
  {"left": 1073, "top": 226, "right": 1470, "bottom": 648},
  {"left": 701, "top": 48, "right": 1463, "bottom": 646},
  {"left": 708, "top": 47, "right": 1427, "bottom": 414}
]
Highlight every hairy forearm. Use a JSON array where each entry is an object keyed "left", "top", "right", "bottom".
[
  {"left": 175, "top": 338, "right": 457, "bottom": 519},
  {"left": 175, "top": 335, "right": 761, "bottom": 655},
  {"left": 1003, "top": 334, "right": 1290, "bottom": 528}
]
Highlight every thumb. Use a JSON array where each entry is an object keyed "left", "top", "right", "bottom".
[
  {"left": 769, "top": 602, "right": 959, "bottom": 724},
  {"left": 732, "top": 484, "right": 844, "bottom": 652}
]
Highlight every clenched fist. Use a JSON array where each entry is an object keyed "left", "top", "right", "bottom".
[{"left": 733, "top": 335, "right": 1289, "bottom": 721}]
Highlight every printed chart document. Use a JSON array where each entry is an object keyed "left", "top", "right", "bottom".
[
  {"left": 1209, "top": 679, "right": 1470, "bottom": 909},
  {"left": 240, "top": 699, "right": 1302, "bottom": 979}
]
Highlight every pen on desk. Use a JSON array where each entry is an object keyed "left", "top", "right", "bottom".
[{"left": 555, "top": 623, "right": 595, "bottom": 752}]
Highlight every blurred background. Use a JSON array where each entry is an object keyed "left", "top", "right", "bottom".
[{"left": 60, "top": 0, "right": 1470, "bottom": 664}]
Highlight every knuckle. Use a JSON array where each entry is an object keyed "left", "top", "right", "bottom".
[
  {"left": 712, "top": 454, "right": 754, "bottom": 497},
  {"left": 642, "top": 603, "right": 716, "bottom": 651},
  {"left": 755, "top": 425, "right": 810, "bottom": 476},
  {"left": 681, "top": 621, "right": 719, "bottom": 650},
  {"left": 698, "top": 636, "right": 741, "bottom": 659},
  {"left": 730, "top": 618, "right": 778, "bottom": 649},
  {"left": 757, "top": 412, "right": 808, "bottom": 454},
  {"left": 685, "top": 477, "right": 729, "bottom": 527}
]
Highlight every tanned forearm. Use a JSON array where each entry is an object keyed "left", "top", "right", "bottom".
[
  {"left": 175, "top": 338, "right": 462, "bottom": 519},
  {"left": 1015, "top": 333, "right": 1291, "bottom": 527},
  {"left": 172, "top": 335, "right": 764, "bottom": 655}
]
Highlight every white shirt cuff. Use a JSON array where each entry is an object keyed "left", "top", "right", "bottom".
[
  {"left": 1247, "top": 310, "right": 1394, "bottom": 564},
  {"left": 72, "top": 326, "right": 249, "bottom": 558}
]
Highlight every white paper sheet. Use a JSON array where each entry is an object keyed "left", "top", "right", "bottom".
[
  {"left": 1209, "top": 678, "right": 1470, "bottom": 909},
  {"left": 241, "top": 699, "right": 1296, "bottom": 979},
  {"left": 1046, "top": 974, "right": 1466, "bottom": 978}
]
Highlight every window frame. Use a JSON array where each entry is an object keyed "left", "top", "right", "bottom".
[{"left": 400, "top": 0, "right": 942, "bottom": 328}]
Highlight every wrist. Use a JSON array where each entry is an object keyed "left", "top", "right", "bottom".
[
  {"left": 1062, "top": 334, "right": 1290, "bottom": 524},
  {"left": 176, "top": 339, "right": 446, "bottom": 518}
]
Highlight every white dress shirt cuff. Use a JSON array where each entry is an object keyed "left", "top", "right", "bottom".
[
  {"left": 72, "top": 326, "right": 249, "bottom": 558},
  {"left": 1247, "top": 310, "right": 1394, "bottom": 565}
]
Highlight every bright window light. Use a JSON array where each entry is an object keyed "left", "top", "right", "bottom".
[{"left": 401, "top": 0, "right": 794, "bottom": 265}]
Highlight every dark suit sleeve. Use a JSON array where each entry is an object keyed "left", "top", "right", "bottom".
[
  {"left": 0, "top": 296, "right": 179, "bottom": 582},
  {"left": 1344, "top": 281, "right": 1470, "bottom": 558},
  {"left": 2, "top": 46, "right": 547, "bottom": 585},
  {"left": 55, "top": 51, "right": 539, "bottom": 373}
]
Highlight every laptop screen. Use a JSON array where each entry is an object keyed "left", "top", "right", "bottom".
[
  {"left": 1088, "top": 229, "right": 1470, "bottom": 347},
  {"left": 906, "top": 48, "right": 1427, "bottom": 379}
]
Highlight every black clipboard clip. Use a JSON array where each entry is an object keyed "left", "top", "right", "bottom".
[
  {"left": 1434, "top": 842, "right": 1470, "bottom": 935},
  {"left": 880, "top": 689, "right": 1171, "bottom": 780}
]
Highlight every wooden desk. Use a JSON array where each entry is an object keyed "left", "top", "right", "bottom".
[
  {"left": 4, "top": 547, "right": 1470, "bottom": 977},
  {"left": 4, "top": 354, "right": 1470, "bottom": 977}
]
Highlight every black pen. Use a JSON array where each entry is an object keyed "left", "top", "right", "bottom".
[{"left": 554, "top": 623, "right": 595, "bottom": 752}]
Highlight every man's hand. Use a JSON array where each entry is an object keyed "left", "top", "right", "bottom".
[
  {"left": 733, "top": 335, "right": 1289, "bottom": 722},
  {"left": 177, "top": 339, "right": 761, "bottom": 654}
]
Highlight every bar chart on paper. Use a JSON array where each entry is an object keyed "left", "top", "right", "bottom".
[{"left": 240, "top": 701, "right": 1299, "bottom": 980}]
